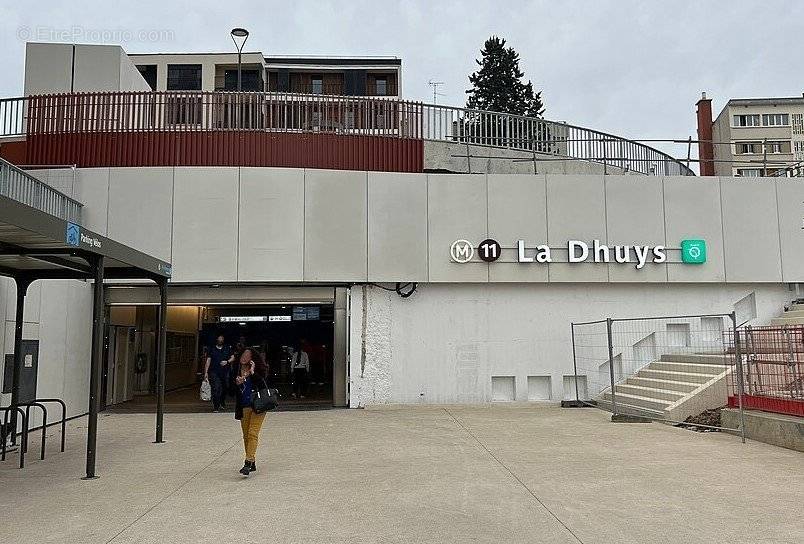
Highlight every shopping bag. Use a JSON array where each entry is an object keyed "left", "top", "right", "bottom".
[{"left": 200, "top": 379, "right": 212, "bottom": 402}]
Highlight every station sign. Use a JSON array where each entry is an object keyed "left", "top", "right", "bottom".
[{"left": 450, "top": 239, "right": 706, "bottom": 268}]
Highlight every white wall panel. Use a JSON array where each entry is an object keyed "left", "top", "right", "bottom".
[
  {"left": 73, "top": 168, "right": 110, "bottom": 234},
  {"left": 487, "top": 174, "right": 548, "bottom": 282},
  {"left": 663, "top": 177, "right": 725, "bottom": 282},
  {"left": 239, "top": 168, "right": 304, "bottom": 282},
  {"left": 107, "top": 167, "right": 174, "bottom": 261},
  {"left": 605, "top": 176, "right": 667, "bottom": 282},
  {"left": 546, "top": 175, "right": 608, "bottom": 282},
  {"left": 368, "top": 172, "right": 428, "bottom": 282},
  {"left": 304, "top": 169, "right": 368, "bottom": 282},
  {"left": 720, "top": 179, "right": 782, "bottom": 282},
  {"left": 171, "top": 167, "right": 238, "bottom": 282},
  {"left": 427, "top": 174, "right": 488, "bottom": 282},
  {"left": 24, "top": 43, "right": 73, "bottom": 95},
  {"left": 775, "top": 179, "right": 804, "bottom": 282}
]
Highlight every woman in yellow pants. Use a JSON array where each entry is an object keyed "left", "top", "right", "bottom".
[{"left": 234, "top": 347, "right": 269, "bottom": 476}]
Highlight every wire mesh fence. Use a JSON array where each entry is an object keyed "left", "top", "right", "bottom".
[{"left": 570, "top": 313, "right": 744, "bottom": 435}]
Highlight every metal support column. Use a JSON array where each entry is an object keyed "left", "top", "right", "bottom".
[
  {"left": 154, "top": 278, "right": 168, "bottom": 444},
  {"left": 606, "top": 317, "right": 617, "bottom": 416},
  {"left": 84, "top": 256, "right": 104, "bottom": 479},
  {"left": 730, "top": 312, "right": 746, "bottom": 444},
  {"left": 9, "top": 275, "right": 31, "bottom": 446}
]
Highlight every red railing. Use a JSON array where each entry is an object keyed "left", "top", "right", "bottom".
[{"left": 727, "top": 325, "right": 804, "bottom": 417}]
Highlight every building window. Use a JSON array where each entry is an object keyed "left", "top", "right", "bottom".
[
  {"left": 223, "top": 69, "right": 261, "bottom": 92},
  {"left": 762, "top": 113, "right": 789, "bottom": 126},
  {"left": 794, "top": 141, "right": 804, "bottom": 159},
  {"left": 375, "top": 77, "right": 387, "bottom": 96},
  {"left": 735, "top": 141, "right": 761, "bottom": 154},
  {"left": 793, "top": 114, "right": 804, "bottom": 135},
  {"left": 766, "top": 141, "right": 785, "bottom": 154},
  {"left": 311, "top": 76, "right": 323, "bottom": 95},
  {"left": 736, "top": 168, "right": 762, "bottom": 177},
  {"left": 136, "top": 65, "right": 157, "bottom": 90},
  {"left": 167, "top": 64, "right": 202, "bottom": 90},
  {"left": 733, "top": 114, "right": 760, "bottom": 127}
]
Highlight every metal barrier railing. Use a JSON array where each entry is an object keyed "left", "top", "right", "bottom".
[
  {"left": 726, "top": 325, "right": 804, "bottom": 417},
  {"left": 0, "top": 157, "right": 83, "bottom": 223},
  {"left": 1, "top": 406, "right": 28, "bottom": 468},
  {"left": 1, "top": 398, "right": 68, "bottom": 468},
  {"left": 0, "top": 92, "right": 694, "bottom": 176}
]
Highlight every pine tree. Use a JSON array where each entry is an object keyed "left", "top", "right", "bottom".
[{"left": 466, "top": 36, "right": 544, "bottom": 117}]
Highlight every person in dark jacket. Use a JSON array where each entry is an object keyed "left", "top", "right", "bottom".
[{"left": 234, "top": 347, "right": 269, "bottom": 476}]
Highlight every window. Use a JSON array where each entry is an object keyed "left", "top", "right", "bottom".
[
  {"left": 762, "top": 113, "right": 789, "bottom": 126},
  {"left": 375, "top": 77, "right": 387, "bottom": 96},
  {"left": 794, "top": 141, "right": 804, "bottom": 159},
  {"left": 136, "top": 65, "right": 157, "bottom": 90},
  {"left": 167, "top": 64, "right": 202, "bottom": 90},
  {"left": 736, "top": 168, "right": 762, "bottom": 177},
  {"left": 733, "top": 114, "right": 760, "bottom": 127},
  {"left": 735, "top": 141, "right": 761, "bottom": 154},
  {"left": 793, "top": 114, "right": 804, "bottom": 135},
  {"left": 766, "top": 141, "right": 785, "bottom": 154},
  {"left": 223, "top": 69, "right": 261, "bottom": 91},
  {"left": 310, "top": 75, "right": 323, "bottom": 95}
]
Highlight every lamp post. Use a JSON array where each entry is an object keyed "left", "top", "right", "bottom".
[{"left": 230, "top": 27, "right": 249, "bottom": 92}]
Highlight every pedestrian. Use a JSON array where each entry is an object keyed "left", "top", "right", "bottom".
[
  {"left": 234, "top": 347, "right": 270, "bottom": 476},
  {"left": 290, "top": 342, "right": 310, "bottom": 399},
  {"left": 204, "top": 334, "right": 233, "bottom": 412}
]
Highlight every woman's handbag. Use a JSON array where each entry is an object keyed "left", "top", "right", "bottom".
[
  {"left": 200, "top": 379, "right": 212, "bottom": 402},
  {"left": 251, "top": 377, "right": 280, "bottom": 413}
]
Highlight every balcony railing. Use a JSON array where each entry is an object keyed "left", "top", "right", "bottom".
[
  {"left": 0, "top": 157, "right": 82, "bottom": 223},
  {"left": 0, "top": 91, "right": 694, "bottom": 176}
]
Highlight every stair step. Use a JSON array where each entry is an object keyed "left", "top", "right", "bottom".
[
  {"left": 614, "top": 383, "right": 686, "bottom": 402},
  {"left": 626, "top": 376, "right": 700, "bottom": 393},
  {"left": 660, "top": 353, "right": 729, "bottom": 364},
  {"left": 782, "top": 309, "right": 804, "bottom": 318},
  {"left": 789, "top": 303, "right": 804, "bottom": 312},
  {"left": 594, "top": 398, "right": 665, "bottom": 418},
  {"left": 649, "top": 361, "right": 727, "bottom": 375},
  {"left": 770, "top": 316, "right": 804, "bottom": 325},
  {"left": 600, "top": 391, "right": 673, "bottom": 412},
  {"left": 638, "top": 369, "right": 714, "bottom": 384}
]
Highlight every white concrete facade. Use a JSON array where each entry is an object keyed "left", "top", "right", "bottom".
[
  {"left": 4, "top": 167, "right": 803, "bottom": 419},
  {"left": 347, "top": 283, "right": 793, "bottom": 406}
]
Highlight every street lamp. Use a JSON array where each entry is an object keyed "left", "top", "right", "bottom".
[{"left": 230, "top": 27, "right": 249, "bottom": 92}]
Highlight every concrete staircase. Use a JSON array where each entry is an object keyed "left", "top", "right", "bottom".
[
  {"left": 770, "top": 303, "right": 804, "bottom": 326},
  {"left": 596, "top": 353, "right": 730, "bottom": 421}
]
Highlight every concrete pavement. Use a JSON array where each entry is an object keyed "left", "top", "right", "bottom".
[{"left": 0, "top": 404, "right": 802, "bottom": 543}]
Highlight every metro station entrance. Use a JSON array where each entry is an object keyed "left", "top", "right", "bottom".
[{"left": 104, "top": 286, "right": 349, "bottom": 412}]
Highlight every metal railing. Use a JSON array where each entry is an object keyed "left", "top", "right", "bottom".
[
  {"left": 727, "top": 325, "right": 804, "bottom": 417},
  {"left": 0, "top": 157, "right": 83, "bottom": 223},
  {"left": 0, "top": 91, "right": 694, "bottom": 176}
]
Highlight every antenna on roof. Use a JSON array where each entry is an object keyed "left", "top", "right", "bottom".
[{"left": 428, "top": 80, "right": 445, "bottom": 104}]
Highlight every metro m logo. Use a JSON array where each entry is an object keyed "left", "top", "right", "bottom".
[{"left": 450, "top": 240, "right": 475, "bottom": 263}]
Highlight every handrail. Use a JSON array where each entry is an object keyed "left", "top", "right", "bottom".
[
  {"left": 1, "top": 406, "right": 28, "bottom": 468},
  {"left": 0, "top": 91, "right": 694, "bottom": 176},
  {"left": 0, "top": 157, "right": 83, "bottom": 223},
  {"left": 22, "top": 401, "right": 47, "bottom": 460}
]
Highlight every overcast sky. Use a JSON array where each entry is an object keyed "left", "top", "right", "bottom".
[{"left": 2, "top": 0, "right": 803, "bottom": 160}]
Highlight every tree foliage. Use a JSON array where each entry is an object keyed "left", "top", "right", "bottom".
[{"left": 466, "top": 36, "right": 544, "bottom": 117}]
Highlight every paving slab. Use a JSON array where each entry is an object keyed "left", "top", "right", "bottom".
[{"left": 0, "top": 404, "right": 802, "bottom": 544}]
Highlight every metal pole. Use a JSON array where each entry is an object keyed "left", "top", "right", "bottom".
[
  {"left": 606, "top": 317, "right": 617, "bottom": 415},
  {"left": 154, "top": 278, "right": 168, "bottom": 444},
  {"left": 730, "top": 312, "right": 746, "bottom": 444},
  {"left": 237, "top": 51, "right": 242, "bottom": 92},
  {"left": 84, "top": 256, "right": 104, "bottom": 479},
  {"left": 9, "top": 276, "right": 31, "bottom": 446},
  {"left": 571, "top": 324, "right": 580, "bottom": 403}
]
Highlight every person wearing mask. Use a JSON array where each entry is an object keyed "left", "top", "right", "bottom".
[
  {"left": 290, "top": 343, "right": 310, "bottom": 399},
  {"left": 234, "top": 347, "right": 269, "bottom": 475},
  {"left": 204, "top": 334, "right": 234, "bottom": 412}
]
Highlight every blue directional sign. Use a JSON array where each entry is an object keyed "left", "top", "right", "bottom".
[{"left": 66, "top": 222, "right": 80, "bottom": 247}]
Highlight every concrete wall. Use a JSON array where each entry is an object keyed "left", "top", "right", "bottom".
[
  {"left": 24, "top": 43, "right": 150, "bottom": 95},
  {"left": 30, "top": 167, "right": 804, "bottom": 286},
  {"left": 424, "top": 140, "right": 633, "bottom": 175},
  {"left": 0, "top": 278, "right": 92, "bottom": 427},
  {"left": 348, "top": 283, "right": 793, "bottom": 406}
]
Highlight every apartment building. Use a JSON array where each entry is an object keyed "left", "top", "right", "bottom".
[
  {"left": 697, "top": 94, "right": 804, "bottom": 177},
  {"left": 127, "top": 52, "right": 402, "bottom": 96}
]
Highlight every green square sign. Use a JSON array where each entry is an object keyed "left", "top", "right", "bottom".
[{"left": 681, "top": 239, "right": 706, "bottom": 264}]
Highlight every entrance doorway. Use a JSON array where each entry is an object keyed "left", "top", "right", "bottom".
[{"left": 103, "top": 298, "right": 342, "bottom": 412}]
